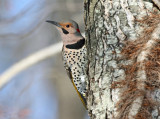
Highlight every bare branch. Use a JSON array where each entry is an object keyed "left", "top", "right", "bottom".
[{"left": 0, "top": 42, "right": 63, "bottom": 89}]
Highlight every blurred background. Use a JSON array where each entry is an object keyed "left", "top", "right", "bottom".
[{"left": 0, "top": 0, "right": 87, "bottom": 119}]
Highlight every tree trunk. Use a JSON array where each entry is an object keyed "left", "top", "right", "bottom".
[{"left": 84, "top": 0, "right": 160, "bottom": 119}]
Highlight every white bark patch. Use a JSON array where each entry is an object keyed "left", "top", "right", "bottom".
[
  {"left": 114, "top": 15, "right": 126, "bottom": 41},
  {"left": 120, "top": 0, "right": 135, "bottom": 29}
]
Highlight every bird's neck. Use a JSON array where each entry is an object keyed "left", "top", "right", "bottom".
[{"left": 61, "top": 33, "right": 84, "bottom": 47}]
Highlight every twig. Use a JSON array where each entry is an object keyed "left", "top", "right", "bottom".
[
  {"left": 0, "top": 42, "right": 63, "bottom": 89},
  {"left": 153, "top": 0, "right": 160, "bottom": 10}
]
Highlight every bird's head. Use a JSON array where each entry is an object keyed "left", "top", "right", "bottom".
[{"left": 46, "top": 20, "right": 84, "bottom": 47}]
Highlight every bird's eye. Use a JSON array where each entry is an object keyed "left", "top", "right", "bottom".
[{"left": 66, "top": 25, "right": 70, "bottom": 28}]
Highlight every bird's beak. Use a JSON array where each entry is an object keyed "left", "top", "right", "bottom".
[{"left": 46, "top": 20, "right": 62, "bottom": 28}]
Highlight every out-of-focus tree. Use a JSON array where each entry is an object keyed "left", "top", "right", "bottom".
[{"left": 0, "top": 0, "right": 87, "bottom": 119}]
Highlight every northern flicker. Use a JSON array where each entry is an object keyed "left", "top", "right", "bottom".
[{"left": 46, "top": 20, "right": 87, "bottom": 107}]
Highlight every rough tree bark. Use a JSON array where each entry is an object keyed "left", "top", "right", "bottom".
[{"left": 84, "top": 0, "right": 160, "bottom": 119}]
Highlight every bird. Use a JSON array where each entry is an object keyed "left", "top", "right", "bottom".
[{"left": 46, "top": 20, "right": 87, "bottom": 108}]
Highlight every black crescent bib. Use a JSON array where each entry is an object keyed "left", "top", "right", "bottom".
[{"left": 66, "top": 39, "right": 85, "bottom": 49}]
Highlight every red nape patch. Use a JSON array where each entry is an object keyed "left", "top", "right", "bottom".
[{"left": 77, "top": 29, "right": 80, "bottom": 32}]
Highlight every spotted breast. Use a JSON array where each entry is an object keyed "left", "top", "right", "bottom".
[{"left": 62, "top": 45, "right": 87, "bottom": 96}]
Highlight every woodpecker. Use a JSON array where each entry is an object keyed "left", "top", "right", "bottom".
[{"left": 46, "top": 20, "right": 87, "bottom": 108}]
